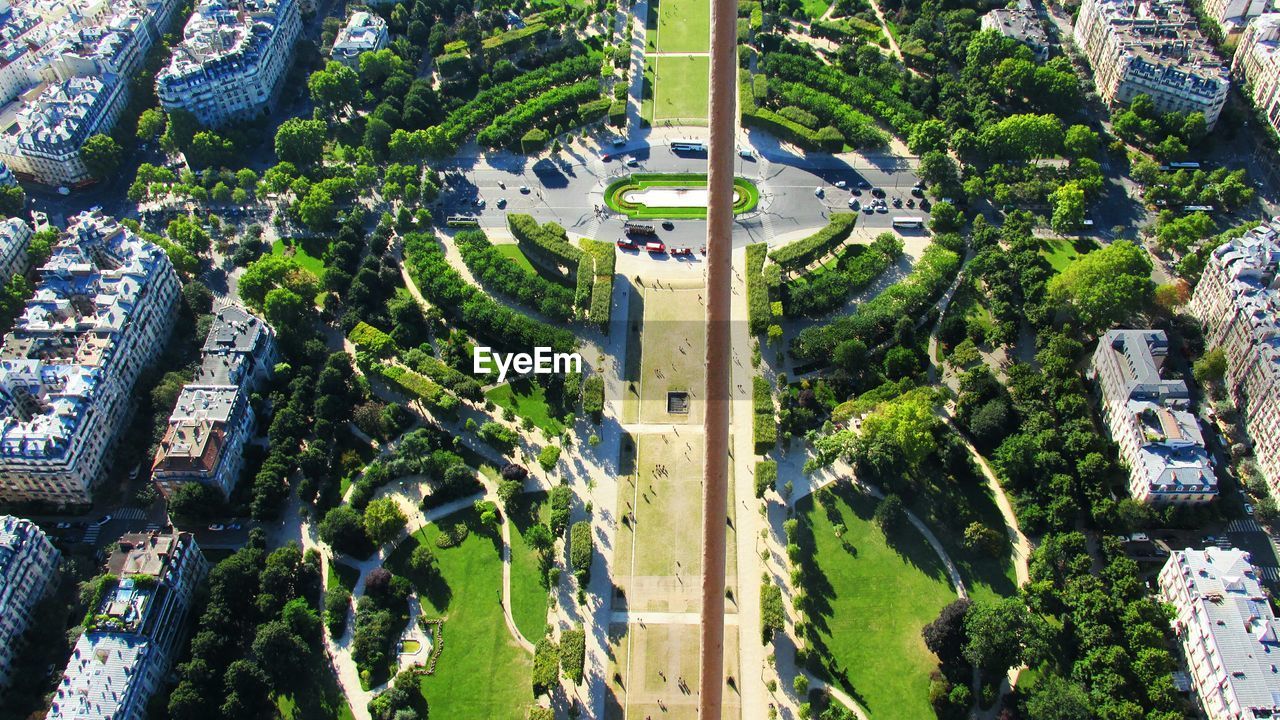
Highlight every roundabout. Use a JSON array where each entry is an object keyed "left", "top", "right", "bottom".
[{"left": 603, "top": 173, "right": 760, "bottom": 219}]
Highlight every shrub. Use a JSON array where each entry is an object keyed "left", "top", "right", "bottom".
[
  {"left": 455, "top": 230, "right": 576, "bottom": 320},
  {"left": 324, "top": 586, "right": 351, "bottom": 635},
  {"left": 538, "top": 445, "right": 561, "bottom": 472},
  {"left": 761, "top": 583, "right": 784, "bottom": 643},
  {"left": 755, "top": 460, "right": 777, "bottom": 498},
  {"left": 532, "top": 637, "right": 560, "bottom": 696},
  {"left": 582, "top": 375, "right": 605, "bottom": 421},
  {"left": 478, "top": 421, "right": 519, "bottom": 452},
  {"left": 374, "top": 363, "right": 459, "bottom": 415},
  {"left": 348, "top": 321, "right": 397, "bottom": 357},
  {"left": 561, "top": 626, "right": 586, "bottom": 683},
  {"left": 784, "top": 232, "right": 904, "bottom": 317},
  {"left": 768, "top": 213, "right": 857, "bottom": 270},
  {"left": 521, "top": 128, "right": 550, "bottom": 153},
  {"left": 508, "top": 214, "right": 583, "bottom": 276},
  {"left": 570, "top": 520, "right": 592, "bottom": 581},
  {"left": 478, "top": 81, "right": 602, "bottom": 148},
  {"left": 753, "top": 376, "right": 776, "bottom": 453}
]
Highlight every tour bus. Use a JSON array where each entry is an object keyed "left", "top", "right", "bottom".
[
  {"left": 624, "top": 222, "right": 657, "bottom": 236},
  {"left": 671, "top": 141, "right": 707, "bottom": 153},
  {"left": 645, "top": 241, "right": 667, "bottom": 254},
  {"left": 891, "top": 216, "right": 925, "bottom": 229},
  {"left": 1161, "top": 161, "right": 1201, "bottom": 170},
  {"left": 1183, "top": 205, "right": 1214, "bottom": 213},
  {"left": 446, "top": 215, "right": 480, "bottom": 227}
]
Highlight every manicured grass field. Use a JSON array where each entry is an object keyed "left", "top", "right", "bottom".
[
  {"left": 655, "top": 0, "right": 710, "bottom": 52},
  {"left": 637, "top": 284, "right": 706, "bottom": 424},
  {"left": 653, "top": 55, "right": 709, "bottom": 121},
  {"left": 1040, "top": 237, "right": 1098, "bottom": 274},
  {"left": 485, "top": 379, "right": 566, "bottom": 436},
  {"left": 492, "top": 243, "right": 536, "bottom": 274},
  {"left": 386, "top": 509, "right": 533, "bottom": 719},
  {"left": 272, "top": 237, "right": 327, "bottom": 279},
  {"left": 796, "top": 485, "right": 957, "bottom": 720},
  {"left": 603, "top": 174, "right": 760, "bottom": 219},
  {"left": 507, "top": 490, "right": 551, "bottom": 642}
]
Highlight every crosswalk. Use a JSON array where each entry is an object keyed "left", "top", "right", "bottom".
[{"left": 81, "top": 508, "right": 150, "bottom": 545}]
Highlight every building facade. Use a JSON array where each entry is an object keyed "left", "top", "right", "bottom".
[
  {"left": 0, "top": 211, "right": 179, "bottom": 506},
  {"left": 1190, "top": 218, "right": 1280, "bottom": 501},
  {"left": 155, "top": 0, "right": 301, "bottom": 128},
  {"left": 1089, "top": 329, "right": 1217, "bottom": 503},
  {"left": 1074, "top": 0, "right": 1231, "bottom": 127},
  {"left": 152, "top": 304, "right": 275, "bottom": 498},
  {"left": 0, "top": 217, "right": 31, "bottom": 288},
  {"left": 1234, "top": 14, "right": 1280, "bottom": 140},
  {"left": 0, "top": 515, "right": 58, "bottom": 698},
  {"left": 48, "top": 531, "right": 207, "bottom": 720},
  {"left": 1159, "top": 547, "right": 1280, "bottom": 720},
  {"left": 331, "top": 10, "right": 387, "bottom": 67},
  {"left": 0, "top": 75, "right": 128, "bottom": 186},
  {"left": 1202, "top": 0, "right": 1273, "bottom": 36}
]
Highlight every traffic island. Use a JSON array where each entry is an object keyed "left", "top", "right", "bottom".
[{"left": 603, "top": 173, "right": 760, "bottom": 219}]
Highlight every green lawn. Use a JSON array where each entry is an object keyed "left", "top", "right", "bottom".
[
  {"left": 800, "top": 0, "right": 832, "bottom": 19},
  {"left": 492, "top": 243, "right": 536, "bottom": 274},
  {"left": 507, "top": 490, "right": 551, "bottom": 642},
  {"left": 653, "top": 55, "right": 709, "bottom": 121},
  {"left": 329, "top": 561, "right": 361, "bottom": 593},
  {"left": 272, "top": 237, "right": 327, "bottom": 279},
  {"left": 796, "top": 485, "right": 957, "bottom": 720},
  {"left": 485, "top": 379, "right": 566, "bottom": 436},
  {"left": 386, "top": 508, "right": 534, "bottom": 719},
  {"left": 275, "top": 648, "right": 355, "bottom": 720},
  {"left": 655, "top": 0, "right": 710, "bottom": 52},
  {"left": 1040, "top": 237, "right": 1098, "bottom": 274}
]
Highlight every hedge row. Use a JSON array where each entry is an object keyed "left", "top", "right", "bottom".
[
  {"left": 561, "top": 627, "right": 586, "bottom": 684},
  {"left": 508, "top": 214, "right": 583, "bottom": 277},
  {"left": 455, "top": 230, "right": 576, "bottom": 321},
  {"left": 745, "top": 243, "right": 771, "bottom": 335},
  {"left": 754, "top": 460, "right": 777, "bottom": 498},
  {"left": 810, "top": 17, "right": 881, "bottom": 43},
  {"left": 784, "top": 232, "right": 904, "bottom": 317},
  {"left": 574, "top": 254, "right": 594, "bottom": 309},
  {"left": 792, "top": 235, "right": 964, "bottom": 361},
  {"left": 768, "top": 213, "right": 857, "bottom": 270},
  {"left": 570, "top": 520, "right": 592, "bottom": 581},
  {"left": 740, "top": 69, "right": 845, "bottom": 153},
  {"left": 435, "top": 52, "right": 597, "bottom": 147},
  {"left": 582, "top": 374, "right": 604, "bottom": 421},
  {"left": 435, "top": 52, "right": 470, "bottom": 78},
  {"left": 578, "top": 98, "right": 612, "bottom": 126},
  {"left": 478, "top": 80, "right": 602, "bottom": 149},
  {"left": 550, "top": 485, "right": 572, "bottom": 536},
  {"left": 402, "top": 232, "right": 577, "bottom": 354},
  {"left": 752, "top": 375, "right": 776, "bottom": 454},
  {"left": 375, "top": 362, "right": 460, "bottom": 415},
  {"left": 480, "top": 22, "right": 548, "bottom": 62},
  {"left": 402, "top": 351, "right": 483, "bottom": 400},
  {"left": 581, "top": 239, "right": 615, "bottom": 331},
  {"left": 761, "top": 52, "right": 925, "bottom": 138},
  {"left": 348, "top": 321, "right": 396, "bottom": 357},
  {"left": 775, "top": 82, "right": 887, "bottom": 149}
]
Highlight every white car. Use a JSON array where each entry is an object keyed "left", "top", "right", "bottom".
[
  {"left": 92, "top": 515, "right": 111, "bottom": 527},
  {"left": 814, "top": 187, "right": 824, "bottom": 197},
  {"left": 497, "top": 198, "right": 507, "bottom": 208},
  {"left": 848, "top": 198, "right": 860, "bottom": 209},
  {"left": 626, "top": 158, "right": 639, "bottom": 167},
  {"left": 519, "top": 185, "right": 531, "bottom": 194},
  {"left": 208, "top": 524, "right": 225, "bottom": 531},
  {"left": 738, "top": 149, "right": 754, "bottom": 159},
  {"left": 834, "top": 180, "right": 847, "bottom": 189}
]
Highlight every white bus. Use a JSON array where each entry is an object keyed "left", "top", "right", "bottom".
[
  {"left": 1183, "top": 205, "right": 1214, "bottom": 213},
  {"left": 671, "top": 141, "right": 706, "bottom": 153},
  {"left": 1161, "top": 161, "right": 1201, "bottom": 170},
  {"left": 891, "top": 216, "right": 925, "bottom": 229}
]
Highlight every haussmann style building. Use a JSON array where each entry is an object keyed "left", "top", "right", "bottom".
[{"left": 0, "top": 514, "right": 59, "bottom": 699}]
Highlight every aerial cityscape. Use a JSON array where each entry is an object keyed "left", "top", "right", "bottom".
[{"left": 0, "top": 0, "right": 1280, "bottom": 715}]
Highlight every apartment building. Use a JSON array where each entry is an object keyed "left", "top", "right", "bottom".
[
  {"left": 1089, "top": 329, "right": 1217, "bottom": 503},
  {"left": 0, "top": 217, "right": 32, "bottom": 288},
  {"left": 1074, "top": 0, "right": 1230, "bottom": 127},
  {"left": 155, "top": 0, "right": 301, "bottom": 128},
  {"left": 0, "top": 211, "right": 179, "bottom": 506},
  {"left": 1159, "top": 547, "right": 1280, "bottom": 720},
  {"left": 980, "top": 0, "right": 1051, "bottom": 62},
  {"left": 0, "top": 0, "right": 184, "bottom": 186},
  {"left": 1234, "top": 14, "right": 1280, "bottom": 139},
  {"left": 48, "top": 531, "right": 207, "bottom": 720},
  {"left": 0, "top": 515, "right": 58, "bottom": 698},
  {"left": 1202, "top": 0, "right": 1273, "bottom": 35},
  {"left": 1190, "top": 219, "right": 1280, "bottom": 501},
  {"left": 331, "top": 10, "right": 387, "bottom": 67},
  {"left": 152, "top": 304, "right": 275, "bottom": 498}
]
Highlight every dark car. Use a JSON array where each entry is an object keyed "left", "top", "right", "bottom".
[{"left": 661, "top": 220, "right": 675, "bottom": 230}]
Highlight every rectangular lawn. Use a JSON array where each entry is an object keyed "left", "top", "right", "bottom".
[
  {"left": 656, "top": 0, "right": 710, "bottom": 52},
  {"left": 653, "top": 55, "right": 709, "bottom": 122},
  {"left": 485, "top": 379, "right": 566, "bottom": 436}
]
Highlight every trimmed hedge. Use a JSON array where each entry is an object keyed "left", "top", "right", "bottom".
[
  {"left": 752, "top": 375, "right": 776, "bottom": 454},
  {"left": 793, "top": 235, "right": 964, "bottom": 361},
  {"left": 455, "top": 230, "right": 576, "bottom": 321},
  {"left": 532, "top": 637, "right": 560, "bottom": 696},
  {"left": 574, "top": 254, "right": 594, "bottom": 309},
  {"left": 549, "top": 486, "right": 572, "bottom": 536},
  {"left": 480, "top": 22, "right": 548, "bottom": 63},
  {"left": 561, "top": 627, "right": 586, "bottom": 684},
  {"left": 348, "top": 321, "right": 396, "bottom": 357},
  {"left": 582, "top": 374, "right": 604, "bottom": 421},
  {"left": 608, "top": 99, "right": 627, "bottom": 127},
  {"left": 402, "top": 351, "right": 482, "bottom": 400},
  {"left": 508, "top": 214, "right": 583, "bottom": 277},
  {"left": 478, "top": 80, "right": 602, "bottom": 148},
  {"left": 768, "top": 213, "right": 857, "bottom": 270},
  {"left": 402, "top": 232, "right": 577, "bottom": 354},
  {"left": 745, "top": 243, "right": 771, "bottom": 335},
  {"left": 577, "top": 98, "right": 612, "bottom": 125},
  {"left": 761, "top": 52, "right": 925, "bottom": 138},
  {"left": 570, "top": 520, "right": 592, "bottom": 581},
  {"left": 776, "top": 82, "right": 887, "bottom": 149},
  {"left": 375, "top": 363, "right": 460, "bottom": 415},
  {"left": 755, "top": 460, "right": 777, "bottom": 498},
  {"left": 435, "top": 52, "right": 470, "bottom": 78},
  {"left": 581, "top": 238, "right": 615, "bottom": 330},
  {"left": 521, "top": 128, "right": 550, "bottom": 153}
]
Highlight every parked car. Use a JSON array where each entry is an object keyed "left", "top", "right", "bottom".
[
  {"left": 519, "top": 185, "right": 530, "bottom": 194},
  {"left": 834, "top": 180, "right": 847, "bottom": 189},
  {"left": 208, "top": 524, "right": 225, "bottom": 532},
  {"left": 848, "top": 198, "right": 860, "bottom": 210},
  {"left": 56, "top": 522, "right": 71, "bottom": 529},
  {"left": 813, "top": 187, "right": 824, "bottom": 197},
  {"left": 1246, "top": 503, "right": 1255, "bottom": 515}
]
